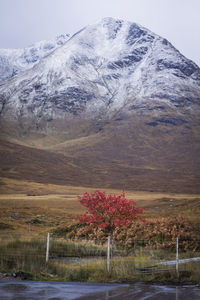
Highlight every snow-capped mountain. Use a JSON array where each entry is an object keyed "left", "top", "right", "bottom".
[
  {"left": 0, "top": 34, "right": 70, "bottom": 85},
  {"left": 0, "top": 17, "right": 199, "bottom": 129},
  {"left": 0, "top": 18, "right": 200, "bottom": 193}
]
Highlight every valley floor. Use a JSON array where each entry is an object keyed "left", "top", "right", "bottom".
[{"left": 0, "top": 177, "right": 200, "bottom": 234}]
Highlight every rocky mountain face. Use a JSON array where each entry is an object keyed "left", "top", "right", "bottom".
[
  {"left": 0, "top": 18, "right": 199, "bottom": 193},
  {"left": 0, "top": 34, "right": 70, "bottom": 86}
]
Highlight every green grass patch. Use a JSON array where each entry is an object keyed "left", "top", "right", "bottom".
[{"left": 0, "top": 236, "right": 200, "bottom": 283}]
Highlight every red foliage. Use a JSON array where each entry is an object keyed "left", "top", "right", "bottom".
[{"left": 76, "top": 190, "right": 144, "bottom": 233}]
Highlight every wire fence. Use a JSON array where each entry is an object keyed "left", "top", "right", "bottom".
[{"left": 0, "top": 232, "right": 200, "bottom": 267}]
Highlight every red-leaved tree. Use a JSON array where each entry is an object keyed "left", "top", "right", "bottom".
[
  {"left": 76, "top": 190, "right": 145, "bottom": 237},
  {"left": 76, "top": 190, "right": 145, "bottom": 271}
]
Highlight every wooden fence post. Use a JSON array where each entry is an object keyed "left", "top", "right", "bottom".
[
  {"left": 107, "top": 235, "right": 111, "bottom": 272},
  {"left": 111, "top": 232, "right": 114, "bottom": 258},
  {"left": 46, "top": 233, "right": 50, "bottom": 263},
  {"left": 176, "top": 237, "right": 179, "bottom": 275}
]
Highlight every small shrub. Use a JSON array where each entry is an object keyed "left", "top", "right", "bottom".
[
  {"left": 0, "top": 222, "right": 13, "bottom": 230},
  {"left": 29, "top": 217, "right": 46, "bottom": 225},
  {"left": 54, "top": 216, "right": 200, "bottom": 251}
]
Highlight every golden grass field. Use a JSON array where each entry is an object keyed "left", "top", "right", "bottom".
[{"left": 0, "top": 177, "right": 200, "bottom": 235}]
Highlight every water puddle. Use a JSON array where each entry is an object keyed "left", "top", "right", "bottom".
[
  {"left": 0, "top": 280, "right": 200, "bottom": 300},
  {"left": 55, "top": 256, "right": 103, "bottom": 265},
  {"left": 159, "top": 257, "right": 200, "bottom": 266}
]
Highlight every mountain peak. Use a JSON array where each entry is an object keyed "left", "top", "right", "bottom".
[
  {"left": 99, "top": 16, "right": 124, "bottom": 25},
  {"left": 93, "top": 16, "right": 123, "bottom": 25}
]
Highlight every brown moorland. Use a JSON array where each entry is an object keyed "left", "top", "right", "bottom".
[
  {"left": 0, "top": 114, "right": 200, "bottom": 194},
  {"left": 0, "top": 178, "right": 199, "bottom": 235}
]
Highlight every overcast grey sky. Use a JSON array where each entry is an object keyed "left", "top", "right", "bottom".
[{"left": 0, "top": 0, "right": 200, "bottom": 65}]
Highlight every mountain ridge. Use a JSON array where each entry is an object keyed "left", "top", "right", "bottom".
[{"left": 0, "top": 33, "right": 70, "bottom": 86}]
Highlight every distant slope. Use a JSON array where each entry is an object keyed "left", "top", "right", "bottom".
[{"left": 0, "top": 113, "right": 199, "bottom": 193}]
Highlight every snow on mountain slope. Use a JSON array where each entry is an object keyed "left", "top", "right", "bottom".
[
  {"left": 0, "top": 34, "right": 70, "bottom": 85},
  {"left": 0, "top": 17, "right": 199, "bottom": 128}
]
